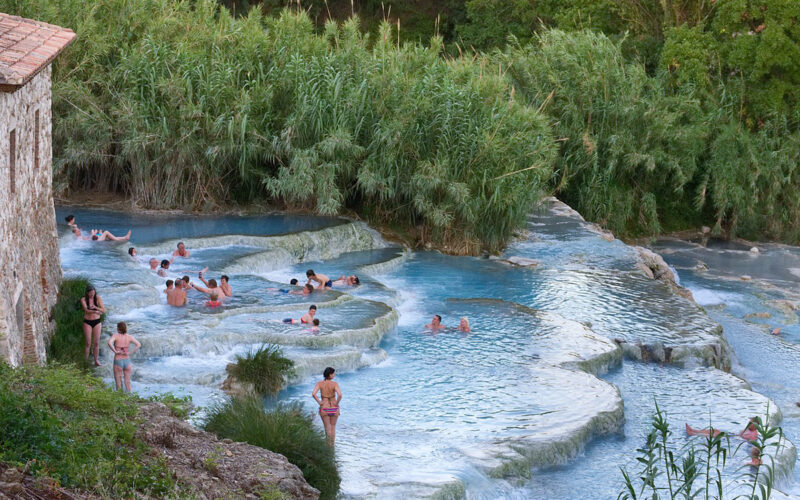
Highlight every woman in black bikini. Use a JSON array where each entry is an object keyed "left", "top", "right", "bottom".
[
  {"left": 312, "top": 367, "right": 342, "bottom": 446},
  {"left": 81, "top": 285, "right": 106, "bottom": 366}
]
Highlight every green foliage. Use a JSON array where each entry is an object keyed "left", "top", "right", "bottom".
[
  {"left": 0, "top": 363, "right": 178, "bottom": 497},
  {"left": 47, "top": 278, "right": 92, "bottom": 368},
  {"left": 229, "top": 344, "right": 295, "bottom": 396},
  {"left": 618, "top": 400, "right": 781, "bottom": 499},
  {"left": 660, "top": 24, "right": 717, "bottom": 91},
  {"left": 148, "top": 392, "right": 195, "bottom": 420},
  {"left": 0, "top": 0, "right": 554, "bottom": 253},
  {"left": 204, "top": 397, "right": 340, "bottom": 500},
  {"left": 712, "top": 0, "right": 800, "bottom": 119},
  {"left": 501, "top": 30, "right": 706, "bottom": 236}
]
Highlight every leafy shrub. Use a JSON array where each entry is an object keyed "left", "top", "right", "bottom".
[
  {"left": 0, "top": 363, "right": 178, "bottom": 497},
  {"left": 1, "top": 0, "right": 555, "bottom": 253},
  {"left": 229, "top": 344, "right": 295, "bottom": 396},
  {"left": 47, "top": 278, "right": 92, "bottom": 368},
  {"left": 501, "top": 30, "right": 707, "bottom": 236},
  {"left": 204, "top": 397, "right": 340, "bottom": 500}
]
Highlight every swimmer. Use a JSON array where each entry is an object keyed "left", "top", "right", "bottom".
[
  {"left": 206, "top": 292, "right": 222, "bottom": 308},
  {"left": 306, "top": 269, "right": 332, "bottom": 289},
  {"left": 301, "top": 305, "right": 317, "bottom": 324},
  {"left": 128, "top": 247, "right": 138, "bottom": 260},
  {"left": 685, "top": 416, "right": 761, "bottom": 441},
  {"left": 157, "top": 258, "right": 173, "bottom": 278},
  {"left": 172, "top": 241, "right": 191, "bottom": 258},
  {"left": 772, "top": 327, "right": 781, "bottom": 335},
  {"left": 89, "top": 228, "right": 131, "bottom": 242},
  {"left": 164, "top": 279, "right": 174, "bottom": 293},
  {"left": 458, "top": 317, "right": 471, "bottom": 333},
  {"left": 290, "top": 278, "right": 299, "bottom": 285},
  {"left": 167, "top": 279, "right": 187, "bottom": 307},
  {"left": 285, "top": 284, "right": 314, "bottom": 296},
  {"left": 312, "top": 367, "right": 341, "bottom": 446},
  {"left": 149, "top": 258, "right": 159, "bottom": 271},
  {"left": 107, "top": 321, "right": 140, "bottom": 393},
  {"left": 310, "top": 318, "right": 321, "bottom": 332},
  {"left": 65, "top": 214, "right": 76, "bottom": 228},
  {"left": 192, "top": 278, "right": 226, "bottom": 299},
  {"left": 333, "top": 275, "right": 360, "bottom": 286},
  {"left": 199, "top": 269, "right": 232, "bottom": 297},
  {"left": 426, "top": 315, "right": 444, "bottom": 330}
]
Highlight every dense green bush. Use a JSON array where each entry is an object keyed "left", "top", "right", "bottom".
[
  {"left": 501, "top": 30, "right": 707, "bottom": 236},
  {"left": 47, "top": 278, "right": 92, "bottom": 368},
  {"left": 229, "top": 344, "right": 295, "bottom": 396},
  {"left": 3, "top": 0, "right": 555, "bottom": 253},
  {"left": 204, "top": 397, "right": 340, "bottom": 500},
  {"left": 0, "top": 363, "right": 178, "bottom": 496}
]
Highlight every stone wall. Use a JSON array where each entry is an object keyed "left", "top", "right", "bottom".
[{"left": 0, "top": 66, "right": 62, "bottom": 366}]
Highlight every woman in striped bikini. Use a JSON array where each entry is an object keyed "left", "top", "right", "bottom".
[{"left": 312, "top": 367, "right": 342, "bottom": 446}]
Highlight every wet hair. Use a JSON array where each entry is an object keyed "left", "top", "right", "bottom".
[
  {"left": 460, "top": 317, "right": 469, "bottom": 327},
  {"left": 65, "top": 215, "right": 74, "bottom": 224},
  {"left": 352, "top": 275, "right": 360, "bottom": 285},
  {"left": 309, "top": 305, "right": 317, "bottom": 311},
  {"left": 166, "top": 280, "right": 174, "bottom": 288},
  {"left": 221, "top": 275, "right": 229, "bottom": 283},
  {"left": 177, "top": 242, "right": 184, "bottom": 248},
  {"left": 160, "top": 259, "right": 170, "bottom": 268},
  {"left": 313, "top": 318, "right": 320, "bottom": 326},
  {"left": 306, "top": 269, "right": 315, "bottom": 277},
  {"left": 434, "top": 314, "right": 442, "bottom": 322},
  {"left": 209, "top": 292, "right": 218, "bottom": 301},
  {"left": 182, "top": 275, "right": 190, "bottom": 284},
  {"left": 117, "top": 322, "right": 127, "bottom": 334},
  {"left": 91, "top": 235, "right": 99, "bottom": 241},
  {"left": 323, "top": 367, "right": 335, "bottom": 379},
  {"left": 208, "top": 279, "right": 218, "bottom": 288},
  {"left": 128, "top": 247, "right": 135, "bottom": 256},
  {"left": 84, "top": 285, "right": 96, "bottom": 299},
  {"left": 304, "top": 284, "right": 314, "bottom": 293},
  {"left": 290, "top": 278, "right": 298, "bottom": 285}
]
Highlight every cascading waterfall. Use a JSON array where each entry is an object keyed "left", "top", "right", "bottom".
[{"left": 56, "top": 202, "right": 800, "bottom": 499}]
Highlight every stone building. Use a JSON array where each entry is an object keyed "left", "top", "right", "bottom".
[{"left": 0, "top": 14, "right": 75, "bottom": 366}]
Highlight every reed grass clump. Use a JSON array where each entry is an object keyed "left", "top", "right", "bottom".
[
  {"left": 3, "top": 0, "right": 555, "bottom": 253},
  {"left": 619, "top": 400, "right": 783, "bottom": 500},
  {"left": 228, "top": 344, "right": 295, "bottom": 396},
  {"left": 203, "top": 397, "right": 340, "bottom": 500}
]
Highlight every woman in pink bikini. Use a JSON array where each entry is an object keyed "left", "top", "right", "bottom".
[
  {"left": 107, "top": 322, "right": 141, "bottom": 393},
  {"left": 312, "top": 367, "right": 342, "bottom": 446}
]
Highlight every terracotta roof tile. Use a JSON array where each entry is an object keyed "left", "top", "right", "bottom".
[{"left": 0, "top": 12, "right": 75, "bottom": 89}]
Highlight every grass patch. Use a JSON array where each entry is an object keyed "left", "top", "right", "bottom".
[
  {"left": 228, "top": 344, "right": 295, "bottom": 396},
  {"left": 47, "top": 278, "right": 95, "bottom": 368},
  {"left": 0, "top": 362, "right": 179, "bottom": 497},
  {"left": 203, "top": 397, "right": 340, "bottom": 500}
]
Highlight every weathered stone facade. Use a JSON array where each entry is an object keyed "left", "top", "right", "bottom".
[{"left": 0, "top": 65, "right": 62, "bottom": 366}]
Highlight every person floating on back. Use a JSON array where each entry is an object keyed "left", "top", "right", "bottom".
[
  {"left": 333, "top": 275, "right": 360, "bottom": 286},
  {"left": 307, "top": 269, "right": 332, "bottom": 289}
]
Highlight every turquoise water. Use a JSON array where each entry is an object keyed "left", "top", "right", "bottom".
[{"left": 55, "top": 203, "right": 798, "bottom": 498}]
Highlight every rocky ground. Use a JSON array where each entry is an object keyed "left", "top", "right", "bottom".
[{"left": 0, "top": 403, "right": 319, "bottom": 500}]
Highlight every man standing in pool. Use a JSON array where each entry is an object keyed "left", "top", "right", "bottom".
[
  {"left": 172, "top": 242, "right": 191, "bottom": 258},
  {"left": 426, "top": 315, "right": 445, "bottom": 330},
  {"left": 167, "top": 279, "right": 187, "bottom": 306},
  {"left": 306, "top": 269, "right": 332, "bottom": 289}
]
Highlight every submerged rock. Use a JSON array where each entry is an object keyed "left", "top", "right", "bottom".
[{"left": 136, "top": 402, "right": 319, "bottom": 499}]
